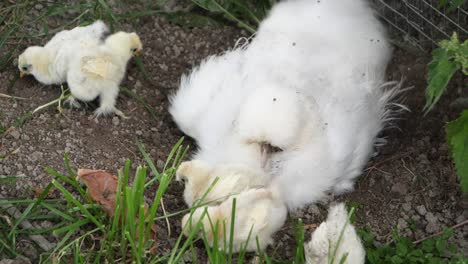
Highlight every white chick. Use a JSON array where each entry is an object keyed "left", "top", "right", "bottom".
[
  {"left": 181, "top": 186, "right": 287, "bottom": 253},
  {"left": 18, "top": 20, "right": 108, "bottom": 84},
  {"left": 176, "top": 160, "right": 271, "bottom": 207},
  {"left": 304, "top": 203, "right": 365, "bottom": 264},
  {"left": 66, "top": 31, "right": 142, "bottom": 117},
  {"left": 170, "top": 0, "right": 404, "bottom": 209}
]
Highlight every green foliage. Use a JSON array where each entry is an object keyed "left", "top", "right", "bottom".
[
  {"left": 424, "top": 32, "right": 467, "bottom": 193},
  {"left": 424, "top": 48, "right": 460, "bottom": 113},
  {"left": 358, "top": 229, "right": 468, "bottom": 264},
  {"left": 190, "top": 0, "right": 277, "bottom": 33},
  {"left": 446, "top": 110, "right": 468, "bottom": 192},
  {"left": 438, "top": 0, "right": 467, "bottom": 12},
  {"left": 2, "top": 139, "right": 189, "bottom": 263},
  {"left": 424, "top": 33, "right": 467, "bottom": 113},
  {"left": 439, "top": 33, "right": 468, "bottom": 76}
]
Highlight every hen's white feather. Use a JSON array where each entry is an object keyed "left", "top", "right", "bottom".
[
  {"left": 169, "top": 49, "right": 245, "bottom": 141},
  {"left": 170, "top": 0, "right": 403, "bottom": 209}
]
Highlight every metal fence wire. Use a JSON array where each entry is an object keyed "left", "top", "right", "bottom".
[{"left": 372, "top": 0, "right": 468, "bottom": 50}]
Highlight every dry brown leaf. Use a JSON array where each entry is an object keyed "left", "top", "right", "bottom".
[
  {"left": 76, "top": 169, "right": 157, "bottom": 242},
  {"left": 77, "top": 169, "right": 118, "bottom": 216}
]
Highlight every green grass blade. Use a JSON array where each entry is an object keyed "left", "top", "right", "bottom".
[
  {"left": 137, "top": 141, "right": 161, "bottom": 186},
  {"left": 53, "top": 219, "right": 91, "bottom": 235},
  {"left": 228, "top": 198, "right": 236, "bottom": 263},
  {"left": 52, "top": 180, "right": 104, "bottom": 231},
  {"left": 9, "top": 183, "right": 53, "bottom": 236}
]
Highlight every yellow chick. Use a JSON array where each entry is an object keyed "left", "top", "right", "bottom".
[
  {"left": 176, "top": 160, "right": 271, "bottom": 206},
  {"left": 181, "top": 186, "right": 287, "bottom": 253},
  {"left": 18, "top": 20, "right": 108, "bottom": 84},
  {"left": 66, "top": 31, "right": 142, "bottom": 117},
  {"left": 304, "top": 203, "right": 365, "bottom": 264}
]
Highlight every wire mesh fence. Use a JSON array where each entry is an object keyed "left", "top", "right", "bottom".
[{"left": 372, "top": 0, "right": 468, "bottom": 50}]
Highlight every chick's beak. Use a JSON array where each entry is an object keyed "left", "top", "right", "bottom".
[
  {"left": 133, "top": 50, "right": 142, "bottom": 57},
  {"left": 20, "top": 71, "right": 26, "bottom": 78}
]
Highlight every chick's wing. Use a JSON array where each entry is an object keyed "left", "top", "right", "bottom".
[{"left": 81, "top": 55, "right": 115, "bottom": 79}]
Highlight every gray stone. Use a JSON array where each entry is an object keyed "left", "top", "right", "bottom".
[
  {"left": 10, "top": 129, "right": 20, "bottom": 140},
  {"left": 112, "top": 117, "right": 120, "bottom": 126},
  {"left": 402, "top": 203, "right": 412, "bottom": 212},
  {"left": 397, "top": 218, "right": 408, "bottom": 230},
  {"left": 416, "top": 205, "right": 427, "bottom": 216},
  {"left": 157, "top": 159, "right": 165, "bottom": 169},
  {"left": 30, "top": 151, "right": 43, "bottom": 162},
  {"left": 425, "top": 212, "right": 439, "bottom": 233},
  {"left": 391, "top": 182, "right": 408, "bottom": 195}
]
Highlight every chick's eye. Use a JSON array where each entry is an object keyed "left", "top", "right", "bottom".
[
  {"left": 22, "top": 66, "right": 28, "bottom": 71},
  {"left": 131, "top": 48, "right": 137, "bottom": 52}
]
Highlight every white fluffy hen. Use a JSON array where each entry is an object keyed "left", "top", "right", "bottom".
[
  {"left": 176, "top": 160, "right": 271, "bottom": 206},
  {"left": 170, "top": 0, "right": 403, "bottom": 209},
  {"left": 18, "top": 20, "right": 108, "bottom": 84},
  {"left": 66, "top": 31, "right": 142, "bottom": 117},
  {"left": 181, "top": 186, "right": 287, "bottom": 252},
  {"left": 304, "top": 203, "right": 365, "bottom": 264}
]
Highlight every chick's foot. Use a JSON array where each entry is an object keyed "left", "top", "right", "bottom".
[{"left": 64, "top": 96, "right": 81, "bottom": 109}]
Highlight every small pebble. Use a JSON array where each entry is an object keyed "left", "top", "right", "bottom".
[{"left": 416, "top": 205, "right": 427, "bottom": 216}]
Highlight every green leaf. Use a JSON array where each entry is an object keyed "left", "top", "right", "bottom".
[
  {"left": 446, "top": 110, "right": 468, "bottom": 192},
  {"left": 422, "top": 239, "right": 435, "bottom": 253},
  {"left": 396, "top": 242, "right": 408, "bottom": 256},
  {"left": 438, "top": 0, "right": 449, "bottom": 8},
  {"left": 424, "top": 47, "right": 459, "bottom": 113},
  {"left": 435, "top": 239, "right": 447, "bottom": 254},
  {"left": 448, "top": 0, "right": 466, "bottom": 12}
]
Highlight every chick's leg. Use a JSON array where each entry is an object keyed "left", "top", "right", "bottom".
[
  {"left": 64, "top": 96, "right": 82, "bottom": 109},
  {"left": 94, "top": 85, "right": 128, "bottom": 118}
]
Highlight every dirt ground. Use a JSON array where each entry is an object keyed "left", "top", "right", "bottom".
[{"left": 0, "top": 12, "right": 467, "bottom": 262}]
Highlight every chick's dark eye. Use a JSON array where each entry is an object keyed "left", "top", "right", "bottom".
[
  {"left": 22, "top": 66, "right": 28, "bottom": 71},
  {"left": 131, "top": 48, "right": 137, "bottom": 52}
]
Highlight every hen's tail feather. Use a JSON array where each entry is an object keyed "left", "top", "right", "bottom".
[{"left": 378, "top": 80, "right": 411, "bottom": 128}]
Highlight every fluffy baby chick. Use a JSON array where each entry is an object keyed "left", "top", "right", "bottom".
[
  {"left": 304, "top": 203, "right": 365, "bottom": 264},
  {"left": 66, "top": 31, "right": 142, "bottom": 117},
  {"left": 18, "top": 20, "right": 108, "bottom": 84},
  {"left": 176, "top": 160, "right": 271, "bottom": 207},
  {"left": 181, "top": 186, "right": 287, "bottom": 252}
]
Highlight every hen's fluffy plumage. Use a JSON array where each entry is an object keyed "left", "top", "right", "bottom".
[
  {"left": 170, "top": 0, "right": 401, "bottom": 209},
  {"left": 18, "top": 20, "right": 108, "bottom": 84},
  {"left": 181, "top": 186, "right": 286, "bottom": 252},
  {"left": 66, "top": 31, "right": 142, "bottom": 116},
  {"left": 304, "top": 203, "right": 365, "bottom": 264}
]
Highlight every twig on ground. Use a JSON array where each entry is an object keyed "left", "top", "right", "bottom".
[
  {"left": 365, "top": 152, "right": 412, "bottom": 176},
  {"left": 0, "top": 93, "right": 27, "bottom": 100},
  {"left": 160, "top": 198, "right": 171, "bottom": 237},
  {"left": 413, "top": 219, "right": 468, "bottom": 244}
]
